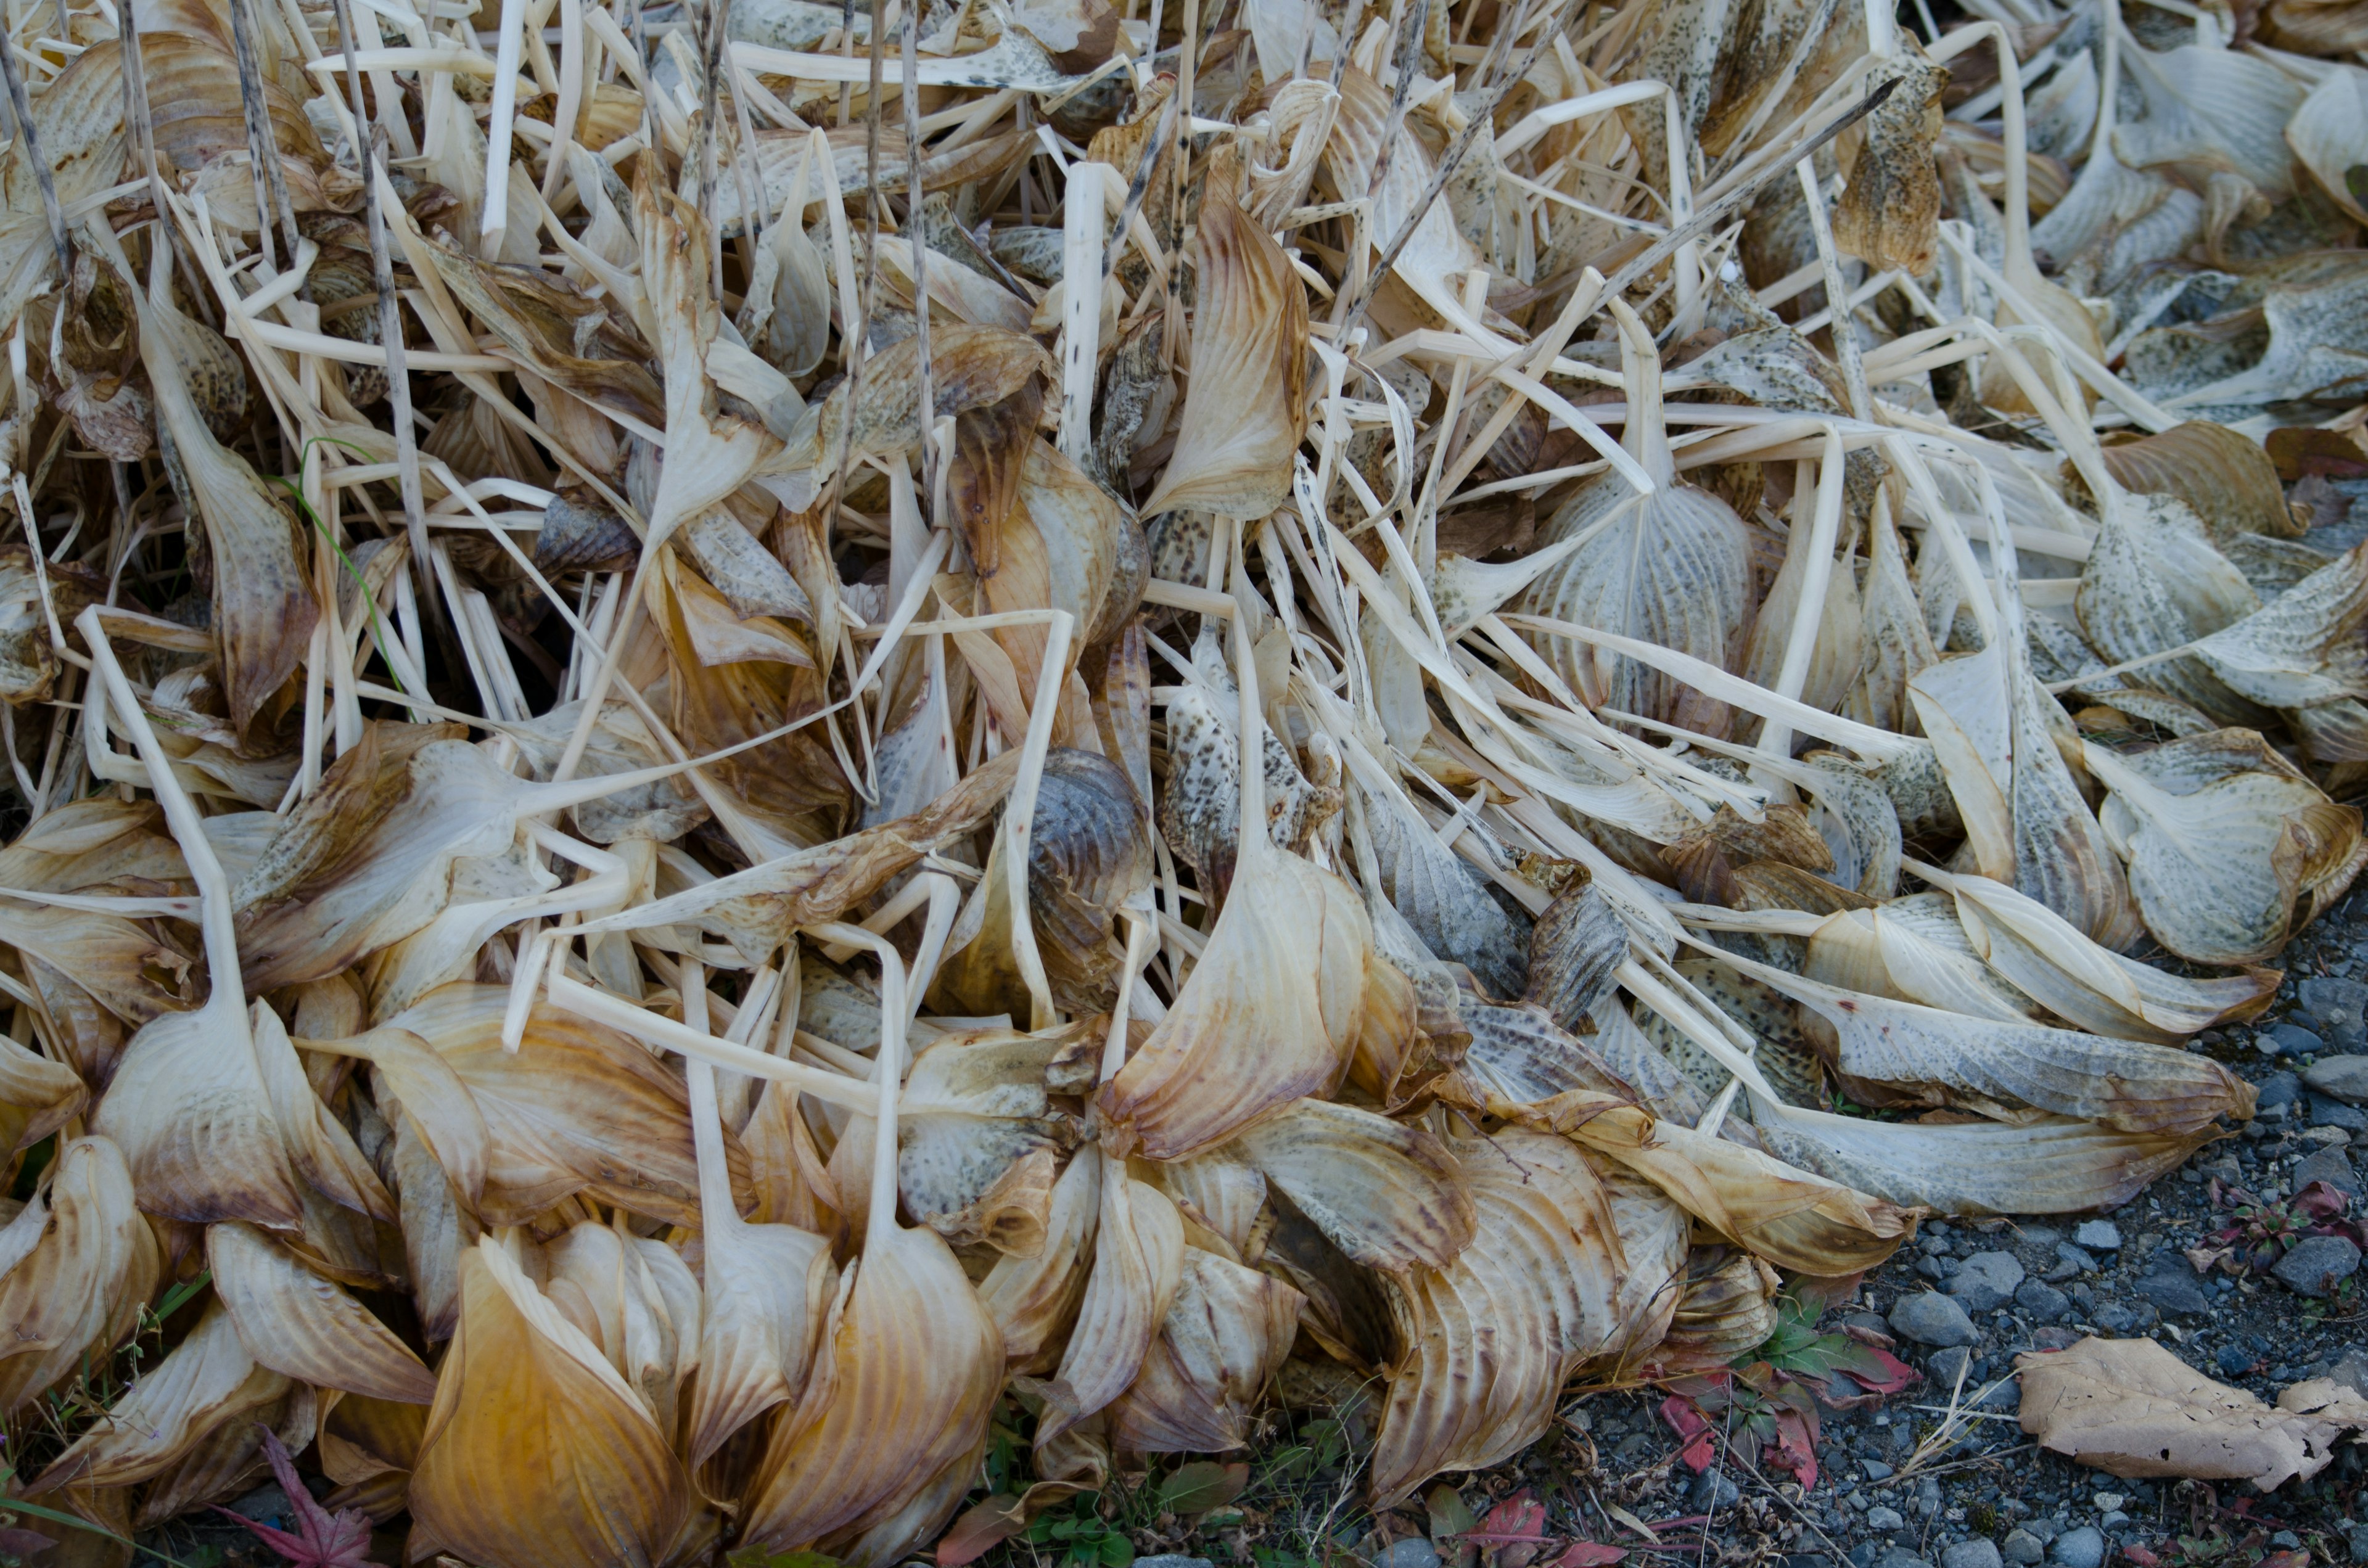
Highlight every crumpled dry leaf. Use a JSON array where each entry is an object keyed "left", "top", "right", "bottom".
[
  {"left": 1370, "top": 1128, "right": 1626, "bottom": 1506},
  {"left": 2019, "top": 1335, "right": 2368, "bottom": 1488}
]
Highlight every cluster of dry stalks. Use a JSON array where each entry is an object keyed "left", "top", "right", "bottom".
[{"left": 0, "top": 0, "right": 2362, "bottom": 1554}]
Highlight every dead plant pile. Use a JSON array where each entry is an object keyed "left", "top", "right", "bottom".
[{"left": 0, "top": 0, "right": 2357, "bottom": 1553}]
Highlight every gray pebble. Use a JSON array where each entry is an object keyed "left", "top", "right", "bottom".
[
  {"left": 1876, "top": 1552, "right": 1933, "bottom": 1568},
  {"left": 2136, "top": 1265, "right": 2213, "bottom": 1316},
  {"left": 1974, "top": 1376, "right": 2020, "bottom": 1411},
  {"left": 2309, "top": 1056, "right": 2368, "bottom": 1105},
  {"left": 1688, "top": 1470, "right": 1740, "bottom": 1511},
  {"left": 2312, "top": 1093, "right": 2368, "bottom": 1132},
  {"left": 2050, "top": 1527, "right": 2107, "bottom": 1568},
  {"left": 2073, "top": 1220, "right": 2122, "bottom": 1252},
  {"left": 2295, "top": 1147, "right": 2364, "bottom": 1197},
  {"left": 1927, "top": 1346, "right": 1973, "bottom": 1387},
  {"left": 2100, "top": 1512, "right": 2131, "bottom": 1532},
  {"left": 1375, "top": 1541, "right": 1439, "bottom": 1568},
  {"left": 2016, "top": 1279, "right": 2071, "bottom": 1323},
  {"left": 1891, "top": 1291, "right": 1982, "bottom": 1347},
  {"left": 2258, "top": 1071, "right": 2304, "bottom": 1110},
  {"left": 2345, "top": 1523, "right": 2368, "bottom": 1564},
  {"left": 2002, "top": 1531, "right": 2045, "bottom": 1567},
  {"left": 2327, "top": 1347, "right": 2368, "bottom": 1397},
  {"left": 1949, "top": 1252, "right": 2027, "bottom": 1313},
  {"left": 1863, "top": 1459, "right": 1896, "bottom": 1480},
  {"left": 2272, "top": 1233, "right": 2362, "bottom": 1297},
  {"left": 222, "top": 1485, "right": 296, "bottom": 1523},
  {"left": 1944, "top": 1543, "right": 2003, "bottom": 1568},
  {"left": 2301, "top": 977, "right": 2368, "bottom": 1048},
  {"left": 1137, "top": 1558, "right": 1215, "bottom": 1568},
  {"left": 2269, "top": 1022, "right": 2327, "bottom": 1056},
  {"left": 1866, "top": 1506, "right": 1907, "bottom": 1532}
]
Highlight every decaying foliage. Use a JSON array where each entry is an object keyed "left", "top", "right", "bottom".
[{"left": 0, "top": 0, "right": 2348, "bottom": 1548}]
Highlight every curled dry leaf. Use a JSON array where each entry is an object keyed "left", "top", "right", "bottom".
[{"left": 2019, "top": 1335, "right": 2368, "bottom": 1488}]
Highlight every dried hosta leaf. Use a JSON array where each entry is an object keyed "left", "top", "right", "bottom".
[
  {"left": 1097, "top": 836, "right": 1397, "bottom": 1159},
  {"left": 1137, "top": 146, "right": 1309, "bottom": 520},
  {"left": 2076, "top": 490, "right": 2264, "bottom": 725},
  {"left": 207, "top": 1221, "right": 437, "bottom": 1403},
  {"left": 534, "top": 486, "right": 640, "bottom": 575},
  {"left": 385, "top": 985, "right": 743, "bottom": 1226},
  {"left": 424, "top": 238, "right": 664, "bottom": 432},
  {"left": 1564, "top": 1097, "right": 1912, "bottom": 1273},
  {"left": 1586, "top": 1166, "right": 1687, "bottom": 1376},
  {"left": 773, "top": 324, "right": 1052, "bottom": 509},
  {"left": 936, "top": 751, "right": 1151, "bottom": 1017},
  {"left": 1370, "top": 1129, "right": 1626, "bottom": 1506},
  {"left": 1930, "top": 869, "right": 2276, "bottom": 1042},
  {"left": 1708, "top": 942, "right": 2250, "bottom": 1134},
  {"left": 1156, "top": 677, "right": 1337, "bottom": 907},
  {"left": 2287, "top": 66, "right": 2368, "bottom": 223},
  {"left": 739, "top": 1222, "right": 1003, "bottom": 1561},
  {"left": 0, "top": 1028, "right": 85, "bottom": 1158},
  {"left": 31, "top": 1302, "right": 287, "bottom": 1494},
  {"left": 1035, "top": 1157, "right": 1185, "bottom": 1444},
  {"left": 92, "top": 996, "right": 306, "bottom": 1229},
  {"left": 139, "top": 277, "right": 317, "bottom": 733},
  {"left": 2116, "top": 40, "right": 2302, "bottom": 203},
  {"left": 1524, "top": 879, "right": 1627, "bottom": 1033},
  {"left": 1104, "top": 1247, "right": 1304, "bottom": 1453},
  {"left": 1661, "top": 1247, "right": 1783, "bottom": 1367},
  {"left": 573, "top": 750, "right": 1022, "bottom": 965},
  {"left": 0, "top": 1136, "right": 158, "bottom": 1418},
  {"left": 1228, "top": 1098, "right": 1474, "bottom": 1274},
  {"left": 2084, "top": 422, "right": 2301, "bottom": 544},
  {"left": 979, "top": 1147, "right": 1099, "bottom": 1372},
  {"left": 1751, "top": 1101, "right": 2221, "bottom": 1216},
  {"left": 2087, "top": 730, "right": 2364, "bottom": 964},
  {"left": 409, "top": 1241, "right": 691, "bottom": 1568},
  {"left": 1445, "top": 996, "right": 1646, "bottom": 1117},
  {"left": 1521, "top": 303, "right": 1751, "bottom": 735},
  {"left": 1835, "top": 54, "right": 1948, "bottom": 273},
  {"left": 2189, "top": 541, "right": 2368, "bottom": 708},
  {"left": 541, "top": 1220, "right": 700, "bottom": 1439},
  {"left": 2019, "top": 1336, "right": 2368, "bottom": 1488},
  {"left": 1804, "top": 895, "right": 2047, "bottom": 1026},
  {"left": 898, "top": 1024, "right": 1077, "bottom": 1253},
  {"left": 1355, "top": 772, "right": 1529, "bottom": 999}
]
